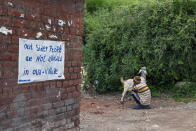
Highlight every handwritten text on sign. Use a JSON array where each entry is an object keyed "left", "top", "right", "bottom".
[{"left": 18, "top": 38, "right": 65, "bottom": 84}]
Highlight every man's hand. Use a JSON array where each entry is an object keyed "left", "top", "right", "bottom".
[{"left": 130, "top": 85, "right": 134, "bottom": 91}]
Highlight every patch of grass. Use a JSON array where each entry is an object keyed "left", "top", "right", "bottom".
[
  {"left": 151, "top": 91, "right": 161, "bottom": 97},
  {"left": 171, "top": 82, "right": 196, "bottom": 103},
  {"left": 150, "top": 82, "right": 196, "bottom": 103},
  {"left": 173, "top": 97, "right": 195, "bottom": 103}
]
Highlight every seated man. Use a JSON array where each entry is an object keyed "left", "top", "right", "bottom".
[{"left": 131, "top": 76, "right": 151, "bottom": 109}]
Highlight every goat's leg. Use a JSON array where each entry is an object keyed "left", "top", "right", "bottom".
[{"left": 121, "top": 88, "right": 128, "bottom": 101}]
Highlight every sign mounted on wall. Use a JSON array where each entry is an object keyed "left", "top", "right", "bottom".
[{"left": 18, "top": 38, "right": 65, "bottom": 84}]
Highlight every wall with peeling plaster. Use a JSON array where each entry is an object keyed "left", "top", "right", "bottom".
[{"left": 0, "top": 0, "right": 84, "bottom": 130}]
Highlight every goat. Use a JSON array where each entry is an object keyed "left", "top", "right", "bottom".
[{"left": 120, "top": 67, "right": 147, "bottom": 102}]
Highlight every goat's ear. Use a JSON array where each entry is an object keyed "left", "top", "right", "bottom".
[{"left": 138, "top": 69, "right": 141, "bottom": 74}]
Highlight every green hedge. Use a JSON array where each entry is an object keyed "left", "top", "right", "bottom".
[{"left": 83, "top": 0, "right": 196, "bottom": 93}]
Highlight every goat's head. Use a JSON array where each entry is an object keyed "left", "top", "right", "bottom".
[{"left": 138, "top": 67, "right": 147, "bottom": 77}]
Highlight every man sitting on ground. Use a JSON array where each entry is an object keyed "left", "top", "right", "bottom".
[{"left": 131, "top": 76, "right": 151, "bottom": 109}]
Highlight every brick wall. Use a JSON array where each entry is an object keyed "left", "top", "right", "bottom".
[{"left": 0, "top": 0, "right": 84, "bottom": 130}]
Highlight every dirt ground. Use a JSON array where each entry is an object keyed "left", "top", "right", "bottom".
[{"left": 80, "top": 93, "right": 196, "bottom": 131}]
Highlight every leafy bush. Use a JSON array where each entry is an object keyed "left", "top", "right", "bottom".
[{"left": 83, "top": 0, "right": 196, "bottom": 93}]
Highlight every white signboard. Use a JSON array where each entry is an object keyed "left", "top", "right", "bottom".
[{"left": 18, "top": 38, "right": 65, "bottom": 84}]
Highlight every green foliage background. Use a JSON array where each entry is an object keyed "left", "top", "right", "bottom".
[{"left": 83, "top": 0, "right": 196, "bottom": 93}]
